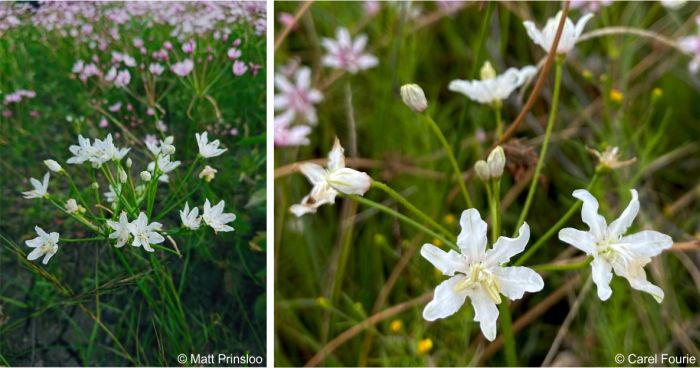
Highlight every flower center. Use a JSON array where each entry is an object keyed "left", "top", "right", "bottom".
[{"left": 452, "top": 262, "right": 502, "bottom": 304}]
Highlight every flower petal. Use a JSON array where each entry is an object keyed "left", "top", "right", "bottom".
[
  {"left": 326, "top": 168, "right": 371, "bottom": 195},
  {"left": 327, "top": 138, "right": 345, "bottom": 171},
  {"left": 420, "top": 244, "right": 464, "bottom": 276},
  {"left": 558, "top": 227, "right": 596, "bottom": 254},
  {"left": 469, "top": 287, "right": 499, "bottom": 341},
  {"left": 27, "top": 247, "right": 44, "bottom": 261},
  {"left": 493, "top": 266, "right": 544, "bottom": 300},
  {"left": 607, "top": 189, "right": 639, "bottom": 238},
  {"left": 574, "top": 13, "right": 594, "bottom": 39},
  {"left": 613, "top": 258, "right": 664, "bottom": 303},
  {"left": 485, "top": 222, "right": 530, "bottom": 266},
  {"left": 572, "top": 189, "right": 607, "bottom": 241},
  {"left": 591, "top": 258, "right": 613, "bottom": 301},
  {"left": 422, "top": 275, "right": 469, "bottom": 321},
  {"left": 621, "top": 230, "right": 673, "bottom": 258},
  {"left": 299, "top": 163, "right": 326, "bottom": 185},
  {"left": 456, "top": 209, "right": 488, "bottom": 262}
]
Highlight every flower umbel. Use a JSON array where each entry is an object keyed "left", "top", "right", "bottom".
[
  {"left": 421, "top": 209, "right": 543, "bottom": 341},
  {"left": 558, "top": 189, "right": 673, "bottom": 302}
]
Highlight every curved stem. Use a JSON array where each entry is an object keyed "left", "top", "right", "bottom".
[
  {"left": 371, "top": 181, "right": 454, "bottom": 240},
  {"left": 515, "top": 60, "right": 564, "bottom": 233},
  {"left": 346, "top": 195, "right": 458, "bottom": 251},
  {"left": 515, "top": 173, "right": 599, "bottom": 266},
  {"left": 421, "top": 113, "right": 473, "bottom": 208}
]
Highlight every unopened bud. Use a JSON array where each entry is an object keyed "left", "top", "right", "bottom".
[
  {"left": 480, "top": 61, "right": 496, "bottom": 80},
  {"left": 91, "top": 182, "right": 99, "bottom": 190},
  {"left": 140, "top": 171, "right": 151, "bottom": 181},
  {"left": 487, "top": 146, "right": 506, "bottom": 178},
  {"left": 118, "top": 168, "right": 128, "bottom": 183},
  {"left": 198, "top": 165, "right": 218, "bottom": 183},
  {"left": 474, "top": 160, "right": 491, "bottom": 181},
  {"left": 65, "top": 198, "right": 79, "bottom": 213},
  {"left": 126, "top": 158, "right": 133, "bottom": 168},
  {"left": 400, "top": 84, "right": 428, "bottom": 113},
  {"left": 44, "top": 159, "right": 63, "bottom": 173}
]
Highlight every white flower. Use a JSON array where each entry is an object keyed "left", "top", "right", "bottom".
[
  {"left": 107, "top": 211, "right": 131, "bottom": 248},
  {"left": 400, "top": 84, "right": 428, "bottom": 113},
  {"left": 558, "top": 189, "right": 673, "bottom": 303},
  {"left": 104, "top": 184, "right": 121, "bottom": 203},
  {"left": 22, "top": 172, "right": 50, "bottom": 199},
  {"left": 202, "top": 199, "right": 236, "bottom": 233},
  {"left": 65, "top": 198, "right": 79, "bottom": 213},
  {"left": 421, "top": 209, "right": 543, "bottom": 341},
  {"left": 25, "top": 226, "right": 59, "bottom": 264},
  {"left": 660, "top": 0, "right": 687, "bottom": 9},
  {"left": 149, "top": 63, "right": 165, "bottom": 76},
  {"left": 587, "top": 146, "right": 636, "bottom": 171},
  {"left": 274, "top": 66, "right": 324, "bottom": 126},
  {"left": 67, "top": 134, "right": 130, "bottom": 168},
  {"left": 199, "top": 165, "right": 218, "bottom": 182},
  {"left": 44, "top": 159, "right": 63, "bottom": 173},
  {"left": 290, "top": 138, "right": 372, "bottom": 217},
  {"left": 523, "top": 11, "right": 593, "bottom": 54},
  {"left": 679, "top": 34, "right": 700, "bottom": 73},
  {"left": 449, "top": 64, "right": 537, "bottom": 105},
  {"left": 147, "top": 155, "right": 181, "bottom": 182},
  {"left": 196, "top": 132, "right": 227, "bottom": 158},
  {"left": 127, "top": 212, "right": 164, "bottom": 252},
  {"left": 146, "top": 136, "right": 175, "bottom": 156},
  {"left": 140, "top": 171, "right": 152, "bottom": 181},
  {"left": 321, "top": 27, "right": 378, "bottom": 73},
  {"left": 180, "top": 202, "right": 201, "bottom": 230},
  {"left": 67, "top": 135, "right": 92, "bottom": 164}
]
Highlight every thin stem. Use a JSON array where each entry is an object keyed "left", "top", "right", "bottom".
[
  {"left": 371, "top": 181, "right": 454, "bottom": 240},
  {"left": 499, "top": 301, "right": 517, "bottom": 366},
  {"left": 532, "top": 256, "right": 593, "bottom": 272},
  {"left": 491, "top": 179, "right": 501, "bottom": 243},
  {"left": 421, "top": 113, "right": 473, "bottom": 208},
  {"left": 60, "top": 236, "right": 105, "bottom": 243},
  {"left": 346, "top": 195, "right": 458, "bottom": 251},
  {"left": 514, "top": 173, "right": 599, "bottom": 266},
  {"left": 162, "top": 156, "right": 201, "bottom": 211},
  {"left": 495, "top": 107, "right": 503, "bottom": 140},
  {"left": 515, "top": 59, "right": 564, "bottom": 233}
]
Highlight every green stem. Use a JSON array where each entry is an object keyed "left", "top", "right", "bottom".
[
  {"left": 495, "top": 107, "right": 503, "bottom": 140},
  {"left": 515, "top": 173, "right": 599, "bottom": 266},
  {"left": 347, "top": 195, "right": 458, "bottom": 251},
  {"left": 491, "top": 179, "right": 501, "bottom": 243},
  {"left": 532, "top": 256, "right": 593, "bottom": 272},
  {"left": 499, "top": 301, "right": 517, "bottom": 366},
  {"left": 421, "top": 114, "right": 473, "bottom": 208},
  {"left": 60, "top": 236, "right": 105, "bottom": 243},
  {"left": 162, "top": 156, "right": 201, "bottom": 210},
  {"left": 515, "top": 60, "right": 564, "bottom": 233},
  {"left": 371, "top": 181, "right": 454, "bottom": 240}
]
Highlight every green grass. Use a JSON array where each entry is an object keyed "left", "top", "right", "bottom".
[
  {"left": 274, "top": 1, "right": 700, "bottom": 366},
  {"left": 0, "top": 2, "right": 266, "bottom": 366}
]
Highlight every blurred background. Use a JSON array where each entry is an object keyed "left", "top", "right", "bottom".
[
  {"left": 0, "top": 2, "right": 267, "bottom": 365},
  {"left": 274, "top": 1, "right": 700, "bottom": 366}
]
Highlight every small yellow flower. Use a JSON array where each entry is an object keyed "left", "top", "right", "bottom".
[
  {"left": 389, "top": 320, "right": 403, "bottom": 333},
  {"left": 652, "top": 88, "right": 663, "bottom": 103},
  {"left": 582, "top": 69, "right": 593, "bottom": 81},
  {"left": 417, "top": 338, "right": 433, "bottom": 354},
  {"left": 443, "top": 213, "right": 456, "bottom": 225},
  {"left": 610, "top": 89, "right": 624, "bottom": 103},
  {"left": 317, "top": 297, "right": 330, "bottom": 309},
  {"left": 432, "top": 238, "right": 442, "bottom": 247}
]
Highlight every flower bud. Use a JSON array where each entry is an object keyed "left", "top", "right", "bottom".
[
  {"left": 474, "top": 160, "right": 491, "bottom": 181},
  {"left": 140, "top": 171, "right": 152, "bottom": 181},
  {"left": 65, "top": 198, "right": 79, "bottom": 213},
  {"left": 44, "top": 159, "right": 63, "bottom": 173},
  {"left": 126, "top": 158, "right": 133, "bottom": 168},
  {"left": 91, "top": 182, "right": 99, "bottom": 190},
  {"left": 487, "top": 146, "right": 506, "bottom": 178},
  {"left": 198, "top": 165, "right": 218, "bottom": 183},
  {"left": 480, "top": 61, "right": 496, "bottom": 80},
  {"left": 400, "top": 84, "right": 428, "bottom": 113},
  {"left": 118, "top": 167, "right": 128, "bottom": 183}
]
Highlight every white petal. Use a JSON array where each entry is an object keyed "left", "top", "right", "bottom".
[
  {"left": 456, "top": 209, "right": 488, "bottom": 262},
  {"left": 290, "top": 203, "right": 316, "bottom": 217},
  {"left": 591, "top": 258, "right": 613, "bottom": 301},
  {"left": 572, "top": 189, "right": 607, "bottom": 241},
  {"left": 523, "top": 21, "right": 545, "bottom": 50},
  {"left": 485, "top": 223, "right": 530, "bottom": 266},
  {"left": 620, "top": 230, "right": 673, "bottom": 258},
  {"left": 326, "top": 168, "right": 371, "bottom": 195},
  {"left": 27, "top": 247, "right": 44, "bottom": 261},
  {"left": 614, "top": 259, "right": 664, "bottom": 303},
  {"left": 607, "top": 189, "right": 639, "bottom": 238},
  {"left": 327, "top": 138, "right": 345, "bottom": 171},
  {"left": 493, "top": 266, "right": 544, "bottom": 300},
  {"left": 299, "top": 163, "right": 326, "bottom": 185},
  {"left": 558, "top": 227, "right": 596, "bottom": 254},
  {"left": 574, "top": 13, "right": 594, "bottom": 39},
  {"left": 422, "top": 275, "right": 469, "bottom": 321},
  {"left": 469, "top": 287, "right": 499, "bottom": 341},
  {"left": 420, "top": 244, "right": 464, "bottom": 276},
  {"left": 42, "top": 251, "right": 56, "bottom": 264}
]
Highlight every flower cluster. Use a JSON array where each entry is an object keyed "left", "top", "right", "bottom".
[{"left": 21, "top": 131, "right": 235, "bottom": 265}]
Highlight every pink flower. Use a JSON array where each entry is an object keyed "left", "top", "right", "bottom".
[
  {"left": 250, "top": 63, "right": 262, "bottom": 76},
  {"left": 163, "top": 41, "right": 173, "bottom": 51},
  {"left": 230, "top": 128, "right": 239, "bottom": 136},
  {"left": 114, "top": 70, "right": 131, "bottom": 88},
  {"left": 72, "top": 60, "right": 85, "bottom": 74},
  {"left": 321, "top": 27, "right": 378, "bottom": 74},
  {"left": 278, "top": 13, "right": 296, "bottom": 29},
  {"left": 275, "top": 119, "right": 312, "bottom": 147},
  {"left": 108, "top": 102, "right": 122, "bottom": 112},
  {"left": 171, "top": 59, "right": 194, "bottom": 76},
  {"left": 144, "top": 134, "right": 158, "bottom": 146},
  {"left": 133, "top": 38, "right": 144, "bottom": 48},
  {"left": 233, "top": 60, "right": 248, "bottom": 76},
  {"left": 105, "top": 67, "right": 117, "bottom": 82},
  {"left": 227, "top": 47, "right": 242, "bottom": 60},
  {"left": 274, "top": 66, "right": 323, "bottom": 125},
  {"left": 99, "top": 118, "right": 109, "bottom": 128},
  {"left": 182, "top": 40, "right": 196, "bottom": 54},
  {"left": 149, "top": 63, "right": 164, "bottom": 76},
  {"left": 232, "top": 38, "right": 241, "bottom": 47},
  {"left": 364, "top": 1, "right": 381, "bottom": 16}
]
